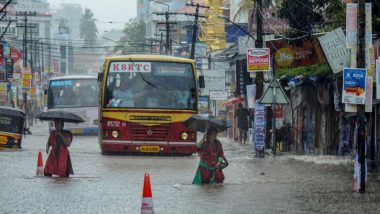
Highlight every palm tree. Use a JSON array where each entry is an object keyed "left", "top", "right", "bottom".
[{"left": 80, "top": 8, "right": 98, "bottom": 46}]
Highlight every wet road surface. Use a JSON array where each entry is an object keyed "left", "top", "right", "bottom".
[{"left": 1, "top": 122, "right": 380, "bottom": 214}]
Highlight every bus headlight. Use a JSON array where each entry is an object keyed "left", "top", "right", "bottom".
[
  {"left": 181, "top": 132, "right": 189, "bottom": 140},
  {"left": 111, "top": 130, "right": 119, "bottom": 138}
]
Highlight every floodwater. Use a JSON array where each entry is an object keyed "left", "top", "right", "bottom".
[{"left": 1, "top": 122, "right": 380, "bottom": 214}]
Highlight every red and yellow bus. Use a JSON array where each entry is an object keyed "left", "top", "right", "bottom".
[{"left": 98, "top": 55, "right": 199, "bottom": 155}]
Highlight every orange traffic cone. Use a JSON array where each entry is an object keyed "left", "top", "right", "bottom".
[
  {"left": 141, "top": 173, "right": 154, "bottom": 214},
  {"left": 36, "top": 151, "right": 44, "bottom": 176}
]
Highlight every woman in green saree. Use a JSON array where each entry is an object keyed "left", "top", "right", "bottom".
[{"left": 193, "top": 127, "right": 228, "bottom": 185}]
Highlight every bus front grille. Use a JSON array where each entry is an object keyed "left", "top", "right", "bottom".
[{"left": 131, "top": 124, "right": 169, "bottom": 141}]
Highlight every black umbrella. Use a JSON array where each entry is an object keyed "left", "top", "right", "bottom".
[
  {"left": 183, "top": 114, "right": 231, "bottom": 133},
  {"left": 0, "top": 106, "right": 25, "bottom": 118},
  {"left": 35, "top": 111, "right": 85, "bottom": 123}
]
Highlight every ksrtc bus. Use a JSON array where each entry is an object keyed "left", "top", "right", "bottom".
[
  {"left": 98, "top": 55, "right": 199, "bottom": 155},
  {"left": 47, "top": 75, "right": 99, "bottom": 134}
]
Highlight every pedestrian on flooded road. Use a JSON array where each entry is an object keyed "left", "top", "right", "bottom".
[
  {"left": 193, "top": 127, "right": 228, "bottom": 185},
  {"left": 235, "top": 103, "right": 249, "bottom": 144},
  {"left": 44, "top": 119, "right": 74, "bottom": 177}
]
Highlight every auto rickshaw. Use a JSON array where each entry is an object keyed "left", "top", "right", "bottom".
[{"left": 0, "top": 106, "right": 25, "bottom": 149}]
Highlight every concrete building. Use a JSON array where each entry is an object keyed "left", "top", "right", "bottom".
[{"left": 50, "top": 3, "right": 82, "bottom": 41}]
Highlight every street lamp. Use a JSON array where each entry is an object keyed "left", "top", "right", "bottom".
[
  {"left": 148, "top": 0, "right": 170, "bottom": 11},
  {"left": 102, "top": 36, "right": 122, "bottom": 45},
  {"left": 102, "top": 36, "right": 125, "bottom": 53},
  {"left": 217, "top": 15, "right": 256, "bottom": 41}
]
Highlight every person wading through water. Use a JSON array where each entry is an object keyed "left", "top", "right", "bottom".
[
  {"left": 193, "top": 127, "right": 228, "bottom": 185},
  {"left": 44, "top": 119, "right": 74, "bottom": 177}
]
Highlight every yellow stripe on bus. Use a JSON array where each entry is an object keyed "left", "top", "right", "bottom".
[{"left": 102, "top": 112, "right": 192, "bottom": 124}]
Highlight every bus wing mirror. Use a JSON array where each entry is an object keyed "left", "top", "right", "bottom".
[
  {"left": 44, "top": 89, "right": 48, "bottom": 95},
  {"left": 98, "top": 72, "right": 103, "bottom": 82},
  {"left": 198, "top": 75, "right": 205, "bottom": 88}
]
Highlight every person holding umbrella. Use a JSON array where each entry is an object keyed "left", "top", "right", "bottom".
[
  {"left": 44, "top": 119, "right": 74, "bottom": 177},
  {"left": 183, "top": 115, "right": 230, "bottom": 185},
  {"left": 194, "top": 127, "right": 228, "bottom": 184},
  {"left": 35, "top": 111, "right": 84, "bottom": 177}
]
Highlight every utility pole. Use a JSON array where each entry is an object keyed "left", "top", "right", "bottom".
[
  {"left": 155, "top": 13, "right": 178, "bottom": 55},
  {"left": 255, "top": 0, "right": 265, "bottom": 158},
  {"left": 165, "top": 12, "right": 170, "bottom": 54},
  {"left": 356, "top": 0, "right": 367, "bottom": 193},
  {"left": 186, "top": 3, "right": 209, "bottom": 60},
  {"left": 23, "top": 12, "right": 27, "bottom": 67},
  {"left": 16, "top": 12, "right": 36, "bottom": 68},
  {"left": 160, "top": 32, "right": 163, "bottom": 54},
  {"left": 41, "top": 41, "right": 44, "bottom": 76},
  {"left": 190, "top": 4, "right": 199, "bottom": 60},
  {"left": 48, "top": 41, "right": 51, "bottom": 73}
]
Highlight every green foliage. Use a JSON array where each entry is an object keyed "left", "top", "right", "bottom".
[
  {"left": 275, "top": 63, "right": 332, "bottom": 78},
  {"left": 278, "top": 0, "right": 344, "bottom": 37},
  {"left": 115, "top": 19, "right": 146, "bottom": 54},
  {"left": 80, "top": 8, "right": 98, "bottom": 46}
]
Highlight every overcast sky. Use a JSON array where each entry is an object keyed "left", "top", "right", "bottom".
[{"left": 47, "top": 0, "right": 137, "bottom": 33}]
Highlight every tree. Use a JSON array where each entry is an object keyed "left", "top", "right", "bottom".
[
  {"left": 80, "top": 8, "right": 98, "bottom": 46},
  {"left": 114, "top": 18, "right": 146, "bottom": 54},
  {"left": 278, "top": 0, "right": 344, "bottom": 38}
]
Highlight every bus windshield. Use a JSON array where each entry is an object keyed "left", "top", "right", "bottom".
[
  {"left": 105, "top": 61, "right": 197, "bottom": 110},
  {"left": 48, "top": 78, "right": 99, "bottom": 109}
]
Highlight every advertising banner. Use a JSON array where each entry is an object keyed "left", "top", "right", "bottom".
[
  {"left": 275, "top": 105, "right": 283, "bottom": 128},
  {"left": 318, "top": 28, "right": 348, "bottom": 74},
  {"left": 354, "top": 153, "right": 367, "bottom": 192},
  {"left": 342, "top": 68, "right": 367, "bottom": 105},
  {"left": 0, "top": 82, "right": 6, "bottom": 95},
  {"left": 365, "top": 3, "right": 374, "bottom": 77},
  {"left": 246, "top": 84, "right": 256, "bottom": 109},
  {"left": 254, "top": 100, "right": 266, "bottom": 152},
  {"left": 266, "top": 39, "right": 327, "bottom": 75},
  {"left": 249, "top": 8, "right": 289, "bottom": 33},
  {"left": 247, "top": 48, "right": 270, "bottom": 72},
  {"left": 365, "top": 76, "right": 373, "bottom": 112},
  {"left": 209, "top": 90, "right": 227, "bottom": 101},
  {"left": 10, "top": 47, "right": 22, "bottom": 64},
  {"left": 236, "top": 59, "right": 250, "bottom": 94},
  {"left": 198, "top": 96, "right": 210, "bottom": 114},
  {"left": 0, "top": 23, "right": 17, "bottom": 37}
]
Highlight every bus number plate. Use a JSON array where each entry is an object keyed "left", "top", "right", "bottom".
[{"left": 140, "top": 146, "right": 160, "bottom": 153}]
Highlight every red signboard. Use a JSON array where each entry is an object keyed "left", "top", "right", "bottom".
[
  {"left": 10, "top": 47, "right": 22, "bottom": 64},
  {"left": 247, "top": 48, "right": 270, "bottom": 72}
]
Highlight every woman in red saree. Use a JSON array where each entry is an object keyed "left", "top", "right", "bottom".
[
  {"left": 44, "top": 120, "right": 74, "bottom": 177},
  {"left": 193, "top": 128, "right": 228, "bottom": 185}
]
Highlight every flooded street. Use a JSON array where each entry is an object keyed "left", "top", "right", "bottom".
[{"left": 1, "top": 123, "right": 380, "bottom": 214}]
